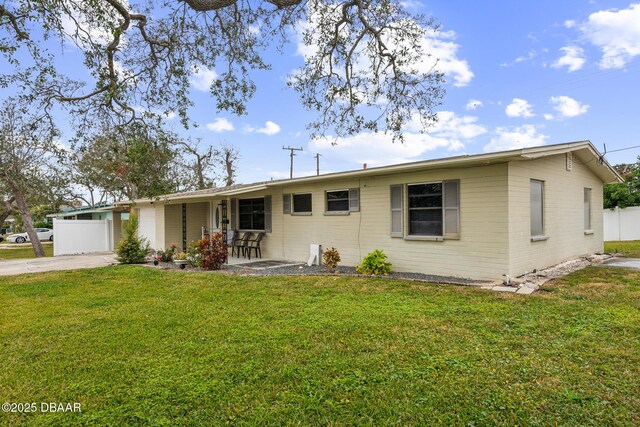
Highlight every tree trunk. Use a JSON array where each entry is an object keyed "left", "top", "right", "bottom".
[
  {"left": 11, "top": 185, "right": 45, "bottom": 257},
  {"left": 0, "top": 198, "right": 15, "bottom": 226}
]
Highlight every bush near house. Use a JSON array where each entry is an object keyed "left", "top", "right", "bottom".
[
  {"left": 191, "top": 232, "right": 228, "bottom": 270},
  {"left": 115, "top": 216, "right": 150, "bottom": 264},
  {"left": 357, "top": 249, "right": 392, "bottom": 276},
  {"left": 322, "top": 247, "right": 341, "bottom": 272}
]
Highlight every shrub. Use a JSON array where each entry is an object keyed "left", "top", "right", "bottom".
[
  {"left": 356, "top": 249, "right": 392, "bottom": 276},
  {"left": 34, "top": 221, "right": 53, "bottom": 229},
  {"left": 115, "top": 216, "right": 150, "bottom": 264},
  {"left": 322, "top": 247, "right": 341, "bottom": 273},
  {"left": 191, "top": 232, "right": 228, "bottom": 270},
  {"left": 156, "top": 242, "right": 178, "bottom": 262}
]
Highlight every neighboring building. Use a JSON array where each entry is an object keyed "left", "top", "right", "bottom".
[
  {"left": 47, "top": 204, "right": 130, "bottom": 222},
  {"left": 48, "top": 204, "right": 130, "bottom": 255},
  {"left": 116, "top": 141, "right": 621, "bottom": 280}
]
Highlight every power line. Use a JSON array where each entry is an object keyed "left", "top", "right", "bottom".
[{"left": 605, "top": 144, "right": 640, "bottom": 154}]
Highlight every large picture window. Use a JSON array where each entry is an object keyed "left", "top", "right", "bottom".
[
  {"left": 238, "top": 198, "right": 265, "bottom": 230},
  {"left": 408, "top": 183, "right": 443, "bottom": 236}
]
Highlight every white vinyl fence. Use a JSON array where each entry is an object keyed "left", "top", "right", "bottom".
[
  {"left": 53, "top": 218, "right": 113, "bottom": 256},
  {"left": 604, "top": 206, "right": 640, "bottom": 241}
]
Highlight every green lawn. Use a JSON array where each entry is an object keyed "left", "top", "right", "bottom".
[
  {"left": 0, "top": 266, "right": 638, "bottom": 426},
  {"left": 605, "top": 240, "right": 640, "bottom": 258},
  {"left": 0, "top": 243, "right": 53, "bottom": 261}
]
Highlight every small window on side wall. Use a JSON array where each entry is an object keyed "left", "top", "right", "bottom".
[
  {"left": 584, "top": 188, "right": 592, "bottom": 231},
  {"left": 292, "top": 193, "right": 312, "bottom": 214},
  {"left": 326, "top": 188, "right": 360, "bottom": 212},
  {"left": 530, "top": 180, "right": 545, "bottom": 238}
]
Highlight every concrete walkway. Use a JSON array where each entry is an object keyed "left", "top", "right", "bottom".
[
  {"left": 597, "top": 257, "right": 640, "bottom": 270},
  {"left": 0, "top": 253, "right": 117, "bottom": 276}
]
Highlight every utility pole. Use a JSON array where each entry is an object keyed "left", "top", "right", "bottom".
[
  {"left": 282, "top": 146, "right": 303, "bottom": 179},
  {"left": 314, "top": 153, "right": 322, "bottom": 176}
]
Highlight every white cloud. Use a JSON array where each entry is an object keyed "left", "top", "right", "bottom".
[
  {"left": 549, "top": 95, "right": 590, "bottom": 117},
  {"left": 206, "top": 118, "right": 234, "bottom": 132},
  {"left": 544, "top": 113, "right": 554, "bottom": 120},
  {"left": 505, "top": 98, "right": 534, "bottom": 118},
  {"left": 255, "top": 121, "right": 281, "bottom": 136},
  {"left": 500, "top": 50, "right": 543, "bottom": 67},
  {"left": 420, "top": 30, "right": 474, "bottom": 87},
  {"left": 309, "top": 111, "right": 486, "bottom": 166},
  {"left": 580, "top": 4, "right": 640, "bottom": 69},
  {"left": 552, "top": 46, "right": 586, "bottom": 72},
  {"left": 189, "top": 65, "right": 218, "bottom": 92},
  {"left": 465, "top": 99, "right": 483, "bottom": 110},
  {"left": 564, "top": 19, "right": 576, "bottom": 29},
  {"left": 484, "top": 125, "right": 547, "bottom": 152}
]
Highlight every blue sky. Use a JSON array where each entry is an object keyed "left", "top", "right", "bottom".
[{"left": 7, "top": 1, "right": 640, "bottom": 184}]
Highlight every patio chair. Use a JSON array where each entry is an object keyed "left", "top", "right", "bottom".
[
  {"left": 245, "top": 232, "right": 265, "bottom": 260},
  {"left": 232, "top": 232, "right": 253, "bottom": 258}
]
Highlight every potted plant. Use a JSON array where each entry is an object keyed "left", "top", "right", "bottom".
[{"left": 174, "top": 251, "right": 189, "bottom": 269}]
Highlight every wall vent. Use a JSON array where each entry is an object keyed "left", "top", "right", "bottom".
[{"left": 566, "top": 152, "right": 573, "bottom": 171}]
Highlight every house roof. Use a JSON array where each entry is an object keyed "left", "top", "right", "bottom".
[
  {"left": 117, "top": 140, "right": 622, "bottom": 205},
  {"left": 46, "top": 203, "right": 129, "bottom": 218}
]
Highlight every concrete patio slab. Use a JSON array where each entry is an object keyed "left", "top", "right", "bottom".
[{"left": 0, "top": 253, "right": 117, "bottom": 276}]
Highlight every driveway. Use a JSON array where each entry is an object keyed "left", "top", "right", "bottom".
[
  {"left": 598, "top": 257, "right": 640, "bottom": 270},
  {"left": 0, "top": 253, "right": 118, "bottom": 276}
]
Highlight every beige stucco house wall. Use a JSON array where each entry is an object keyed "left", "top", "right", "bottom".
[{"left": 128, "top": 141, "right": 620, "bottom": 281}]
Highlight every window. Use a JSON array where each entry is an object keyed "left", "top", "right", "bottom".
[
  {"left": 530, "top": 180, "right": 544, "bottom": 237},
  {"left": 325, "top": 188, "right": 359, "bottom": 212},
  {"left": 293, "top": 193, "right": 312, "bottom": 214},
  {"left": 584, "top": 188, "right": 592, "bottom": 231},
  {"left": 326, "top": 190, "right": 349, "bottom": 212},
  {"left": 391, "top": 181, "right": 459, "bottom": 239},
  {"left": 238, "top": 198, "right": 265, "bottom": 230},
  {"left": 408, "top": 183, "right": 443, "bottom": 236}
]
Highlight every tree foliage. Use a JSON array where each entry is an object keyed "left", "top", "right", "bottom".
[
  {"left": 70, "top": 124, "right": 185, "bottom": 201},
  {"left": 0, "top": 0, "right": 444, "bottom": 142},
  {"left": 0, "top": 98, "right": 64, "bottom": 256},
  {"left": 604, "top": 159, "right": 640, "bottom": 209}
]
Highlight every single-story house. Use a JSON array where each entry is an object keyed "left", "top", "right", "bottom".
[{"left": 117, "top": 141, "right": 621, "bottom": 280}]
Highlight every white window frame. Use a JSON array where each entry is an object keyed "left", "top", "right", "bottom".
[
  {"left": 584, "top": 188, "right": 592, "bottom": 234},
  {"left": 325, "top": 189, "right": 350, "bottom": 213},
  {"left": 407, "top": 181, "right": 444, "bottom": 238},
  {"left": 530, "top": 179, "right": 547, "bottom": 241}
]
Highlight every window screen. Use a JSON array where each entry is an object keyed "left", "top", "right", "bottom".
[
  {"left": 326, "top": 190, "right": 350, "bottom": 212},
  {"left": 530, "top": 180, "right": 544, "bottom": 237},
  {"left": 293, "top": 193, "right": 312, "bottom": 213},
  {"left": 408, "top": 183, "right": 443, "bottom": 236}
]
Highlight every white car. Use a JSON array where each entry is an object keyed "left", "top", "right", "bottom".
[{"left": 6, "top": 228, "right": 54, "bottom": 243}]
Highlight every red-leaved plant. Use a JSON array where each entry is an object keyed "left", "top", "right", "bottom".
[{"left": 194, "top": 232, "right": 228, "bottom": 270}]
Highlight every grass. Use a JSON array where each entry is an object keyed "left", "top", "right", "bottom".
[
  {"left": 0, "top": 242, "right": 53, "bottom": 261},
  {"left": 0, "top": 266, "right": 638, "bottom": 426},
  {"left": 605, "top": 240, "right": 640, "bottom": 258}
]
